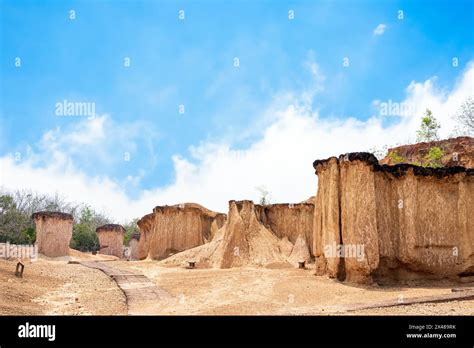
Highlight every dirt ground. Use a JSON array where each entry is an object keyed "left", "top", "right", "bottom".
[
  {"left": 1, "top": 257, "right": 473, "bottom": 315},
  {"left": 0, "top": 258, "right": 126, "bottom": 315},
  {"left": 115, "top": 260, "right": 474, "bottom": 315}
]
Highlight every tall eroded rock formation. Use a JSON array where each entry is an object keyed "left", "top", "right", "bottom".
[
  {"left": 96, "top": 224, "right": 125, "bottom": 258},
  {"left": 32, "top": 211, "right": 74, "bottom": 258},
  {"left": 313, "top": 152, "right": 474, "bottom": 283},
  {"left": 136, "top": 203, "right": 226, "bottom": 260}
]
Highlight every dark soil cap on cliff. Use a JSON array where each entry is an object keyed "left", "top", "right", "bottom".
[
  {"left": 313, "top": 152, "right": 474, "bottom": 178},
  {"left": 137, "top": 212, "right": 154, "bottom": 228},
  {"left": 31, "top": 211, "right": 73, "bottom": 221},
  {"left": 229, "top": 200, "right": 314, "bottom": 209},
  {"left": 96, "top": 224, "right": 125, "bottom": 233},
  {"left": 150, "top": 203, "right": 225, "bottom": 218},
  {"left": 153, "top": 205, "right": 200, "bottom": 213},
  {"left": 263, "top": 202, "right": 314, "bottom": 208}
]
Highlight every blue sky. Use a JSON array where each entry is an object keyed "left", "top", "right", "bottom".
[{"left": 1, "top": 0, "right": 473, "bottom": 220}]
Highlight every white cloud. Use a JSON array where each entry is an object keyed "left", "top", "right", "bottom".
[
  {"left": 373, "top": 24, "right": 387, "bottom": 36},
  {"left": 304, "top": 50, "right": 326, "bottom": 95},
  {"left": 1, "top": 62, "right": 473, "bottom": 223},
  {"left": 27, "top": 114, "right": 159, "bottom": 173}
]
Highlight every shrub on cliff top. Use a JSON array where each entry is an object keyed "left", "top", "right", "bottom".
[
  {"left": 424, "top": 146, "right": 444, "bottom": 168},
  {"left": 408, "top": 146, "right": 445, "bottom": 168},
  {"left": 387, "top": 151, "right": 405, "bottom": 164}
]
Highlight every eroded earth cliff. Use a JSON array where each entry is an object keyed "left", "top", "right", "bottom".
[
  {"left": 136, "top": 203, "right": 226, "bottom": 260},
  {"left": 313, "top": 152, "right": 473, "bottom": 284},
  {"left": 160, "top": 200, "right": 315, "bottom": 268}
]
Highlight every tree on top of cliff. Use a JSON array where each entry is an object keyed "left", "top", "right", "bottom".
[
  {"left": 416, "top": 109, "right": 441, "bottom": 142},
  {"left": 453, "top": 96, "right": 474, "bottom": 136},
  {"left": 256, "top": 186, "right": 272, "bottom": 205}
]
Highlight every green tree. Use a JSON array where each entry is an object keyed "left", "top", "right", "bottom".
[
  {"left": 123, "top": 218, "right": 139, "bottom": 246},
  {"left": 416, "top": 109, "right": 441, "bottom": 142},
  {"left": 21, "top": 227, "right": 36, "bottom": 244},
  {"left": 0, "top": 189, "right": 80, "bottom": 244},
  {"left": 70, "top": 205, "right": 110, "bottom": 252},
  {"left": 0, "top": 189, "right": 116, "bottom": 251},
  {"left": 0, "top": 194, "right": 32, "bottom": 243}
]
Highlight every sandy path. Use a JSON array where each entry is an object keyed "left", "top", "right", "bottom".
[{"left": 77, "top": 261, "right": 172, "bottom": 315}]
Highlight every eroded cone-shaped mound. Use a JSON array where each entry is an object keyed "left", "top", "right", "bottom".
[
  {"left": 160, "top": 235, "right": 224, "bottom": 268},
  {"left": 216, "top": 200, "right": 289, "bottom": 268},
  {"left": 288, "top": 234, "right": 312, "bottom": 267},
  {"left": 278, "top": 236, "right": 294, "bottom": 257}
]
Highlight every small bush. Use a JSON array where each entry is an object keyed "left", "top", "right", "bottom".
[
  {"left": 21, "top": 227, "right": 36, "bottom": 244},
  {"left": 388, "top": 151, "right": 405, "bottom": 164},
  {"left": 424, "top": 146, "right": 444, "bottom": 168},
  {"left": 70, "top": 224, "right": 100, "bottom": 252}
]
